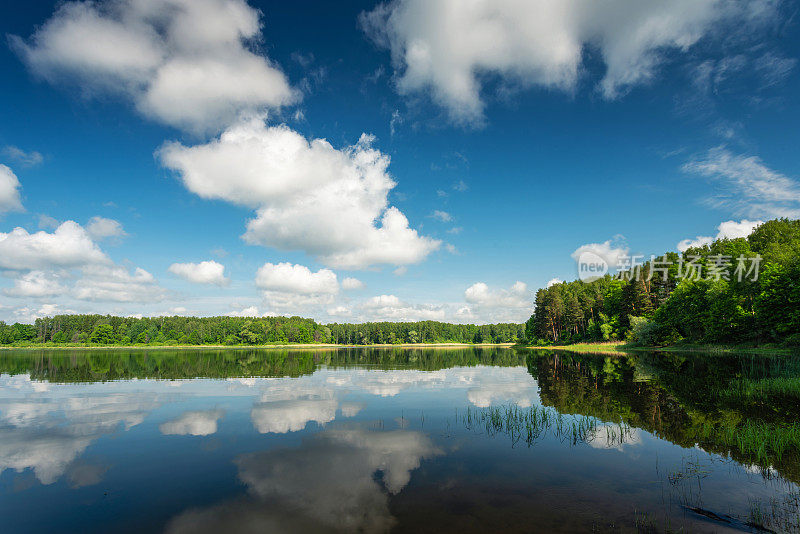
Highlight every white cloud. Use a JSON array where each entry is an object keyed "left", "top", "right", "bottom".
[
  {"left": 431, "top": 210, "right": 452, "bottom": 222},
  {"left": 0, "top": 221, "right": 166, "bottom": 305},
  {"left": 341, "top": 277, "right": 365, "bottom": 290},
  {"left": 86, "top": 216, "right": 126, "bottom": 240},
  {"left": 453, "top": 180, "right": 468, "bottom": 192},
  {"left": 3, "top": 271, "right": 66, "bottom": 298},
  {"left": 459, "top": 281, "right": 532, "bottom": 323},
  {"left": 226, "top": 305, "right": 262, "bottom": 317},
  {"left": 0, "top": 221, "right": 107, "bottom": 271},
  {"left": 327, "top": 305, "right": 352, "bottom": 318},
  {"left": 12, "top": 0, "right": 296, "bottom": 132},
  {"left": 717, "top": 219, "right": 763, "bottom": 239},
  {"left": 683, "top": 147, "right": 800, "bottom": 218},
  {"left": 676, "top": 235, "right": 715, "bottom": 252},
  {"left": 465, "top": 281, "right": 529, "bottom": 308},
  {"left": 361, "top": 0, "right": 769, "bottom": 124},
  {"left": 12, "top": 304, "right": 73, "bottom": 323},
  {"left": 676, "top": 219, "right": 763, "bottom": 252},
  {"left": 546, "top": 278, "right": 563, "bottom": 288},
  {"left": 571, "top": 238, "right": 630, "bottom": 272},
  {"left": 160, "top": 409, "right": 224, "bottom": 436},
  {"left": 0, "top": 164, "right": 24, "bottom": 214},
  {"left": 360, "top": 294, "right": 446, "bottom": 321},
  {"left": 253, "top": 263, "right": 344, "bottom": 317},
  {"left": 169, "top": 260, "right": 229, "bottom": 286},
  {"left": 72, "top": 264, "right": 166, "bottom": 302},
  {"left": 363, "top": 294, "right": 402, "bottom": 308},
  {"left": 2, "top": 146, "right": 43, "bottom": 167},
  {"left": 159, "top": 118, "right": 440, "bottom": 269},
  {"left": 255, "top": 262, "right": 339, "bottom": 295}
]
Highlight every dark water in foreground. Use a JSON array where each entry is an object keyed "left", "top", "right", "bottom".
[{"left": 1, "top": 347, "right": 799, "bottom": 533}]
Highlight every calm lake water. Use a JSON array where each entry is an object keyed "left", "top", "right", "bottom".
[{"left": 1, "top": 347, "right": 799, "bottom": 533}]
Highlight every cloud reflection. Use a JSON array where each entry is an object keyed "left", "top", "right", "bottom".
[{"left": 166, "top": 425, "right": 442, "bottom": 533}]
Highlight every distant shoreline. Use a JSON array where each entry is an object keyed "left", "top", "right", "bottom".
[
  {"left": 0, "top": 342, "right": 516, "bottom": 351},
  {"left": 526, "top": 342, "right": 800, "bottom": 356}
]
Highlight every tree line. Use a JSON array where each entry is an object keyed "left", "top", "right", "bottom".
[
  {"left": 0, "top": 314, "right": 524, "bottom": 346},
  {"left": 525, "top": 218, "right": 800, "bottom": 347}
]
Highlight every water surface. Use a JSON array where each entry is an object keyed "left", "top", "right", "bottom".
[{"left": 1, "top": 347, "right": 798, "bottom": 533}]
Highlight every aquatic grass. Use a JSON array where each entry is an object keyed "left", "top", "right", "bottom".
[
  {"left": 687, "top": 419, "right": 800, "bottom": 466},
  {"left": 719, "top": 376, "right": 800, "bottom": 404},
  {"left": 461, "top": 404, "right": 633, "bottom": 448},
  {"left": 745, "top": 492, "right": 800, "bottom": 533}
]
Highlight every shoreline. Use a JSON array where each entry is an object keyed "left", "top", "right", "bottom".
[
  {"left": 526, "top": 342, "right": 800, "bottom": 356},
  {"left": 0, "top": 342, "right": 516, "bottom": 351}
]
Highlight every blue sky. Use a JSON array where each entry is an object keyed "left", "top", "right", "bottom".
[{"left": 1, "top": 0, "right": 799, "bottom": 324}]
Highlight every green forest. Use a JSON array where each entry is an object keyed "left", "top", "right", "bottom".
[
  {"left": 525, "top": 218, "right": 800, "bottom": 347},
  {"left": 0, "top": 314, "right": 524, "bottom": 347}
]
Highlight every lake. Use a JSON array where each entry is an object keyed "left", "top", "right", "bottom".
[{"left": 1, "top": 347, "right": 798, "bottom": 533}]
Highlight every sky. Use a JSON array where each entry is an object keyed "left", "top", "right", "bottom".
[{"left": 0, "top": 0, "right": 799, "bottom": 324}]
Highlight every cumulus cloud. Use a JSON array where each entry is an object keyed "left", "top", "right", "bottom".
[
  {"left": 465, "top": 281, "right": 529, "bottom": 308},
  {"left": 683, "top": 147, "right": 800, "bottom": 218},
  {"left": 169, "top": 260, "right": 229, "bottom": 286},
  {"left": 159, "top": 118, "right": 440, "bottom": 269},
  {"left": 361, "top": 0, "right": 770, "bottom": 124},
  {"left": 12, "top": 0, "right": 296, "bottom": 132},
  {"left": 86, "top": 216, "right": 126, "bottom": 240},
  {"left": 361, "top": 294, "right": 446, "bottom": 321},
  {"left": 160, "top": 409, "right": 224, "bottom": 436},
  {"left": 72, "top": 264, "right": 166, "bottom": 302},
  {"left": 327, "top": 305, "right": 352, "bottom": 317},
  {"left": 460, "top": 281, "right": 531, "bottom": 323},
  {"left": 0, "top": 221, "right": 107, "bottom": 271},
  {"left": 226, "top": 305, "right": 261, "bottom": 317},
  {"left": 255, "top": 262, "right": 339, "bottom": 295},
  {"left": 12, "top": 304, "right": 74, "bottom": 323},
  {"left": 546, "top": 278, "right": 563, "bottom": 288},
  {"left": 0, "top": 221, "right": 166, "bottom": 304},
  {"left": 676, "top": 219, "right": 763, "bottom": 252},
  {"left": 341, "top": 277, "right": 365, "bottom": 291},
  {"left": 253, "top": 262, "right": 340, "bottom": 316},
  {"left": 3, "top": 271, "right": 66, "bottom": 298},
  {"left": 0, "top": 164, "right": 24, "bottom": 214}
]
